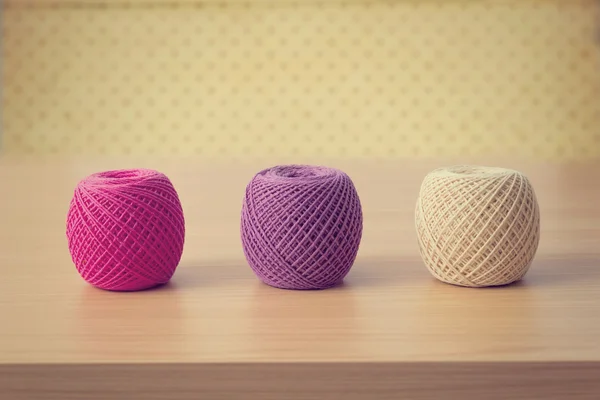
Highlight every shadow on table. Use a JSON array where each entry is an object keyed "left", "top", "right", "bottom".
[
  {"left": 520, "top": 256, "right": 599, "bottom": 287},
  {"left": 343, "top": 256, "right": 435, "bottom": 289},
  {"left": 163, "top": 259, "right": 254, "bottom": 290}
]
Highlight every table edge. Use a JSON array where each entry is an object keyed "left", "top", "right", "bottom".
[{"left": 2, "top": 362, "right": 600, "bottom": 399}]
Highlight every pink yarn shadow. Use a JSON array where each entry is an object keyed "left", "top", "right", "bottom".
[
  {"left": 241, "top": 165, "right": 363, "bottom": 290},
  {"left": 66, "top": 169, "right": 185, "bottom": 291}
]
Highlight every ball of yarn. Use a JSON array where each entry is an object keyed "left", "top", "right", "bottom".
[
  {"left": 415, "top": 165, "right": 540, "bottom": 287},
  {"left": 66, "top": 169, "right": 185, "bottom": 291},
  {"left": 241, "top": 165, "right": 363, "bottom": 290}
]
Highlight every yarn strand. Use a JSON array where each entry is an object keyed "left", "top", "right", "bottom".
[
  {"left": 241, "top": 165, "right": 363, "bottom": 290},
  {"left": 415, "top": 166, "right": 540, "bottom": 287},
  {"left": 67, "top": 169, "right": 185, "bottom": 291}
]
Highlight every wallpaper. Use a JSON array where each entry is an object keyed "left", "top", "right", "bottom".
[{"left": 2, "top": 0, "right": 600, "bottom": 160}]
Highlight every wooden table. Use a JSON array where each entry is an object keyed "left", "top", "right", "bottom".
[{"left": 1, "top": 157, "right": 599, "bottom": 399}]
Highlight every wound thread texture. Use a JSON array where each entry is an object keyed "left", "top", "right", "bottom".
[
  {"left": 241, "top": 165, "right": 363, "bottom": 290},
  {"left": 415, "top": 166, "right": 540, "bottom": 287},
  {"left": 66, "top": 169, "right": 185, "bottom": 291}
]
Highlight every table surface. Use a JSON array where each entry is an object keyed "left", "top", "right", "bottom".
[{"left": 1, "top": 157, "right": 599, "bottom": 366}]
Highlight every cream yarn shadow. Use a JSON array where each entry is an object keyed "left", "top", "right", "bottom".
[{"left": 415, "top": 166, "right": 540, "bottom": 287}]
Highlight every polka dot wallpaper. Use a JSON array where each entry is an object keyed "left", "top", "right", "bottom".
[{"left": 2, "top": 0, "right": 600, "bottom": 159}]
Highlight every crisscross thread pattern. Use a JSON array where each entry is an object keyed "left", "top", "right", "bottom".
[
  {"left": 241, "top": 165, "right": 363, "bottom": 290},
  {"left": 66, "top": 169, "right": 185, "bottom": 291},
  {"left": 415, "top": 166, "right": 540, "bottom": 287}
]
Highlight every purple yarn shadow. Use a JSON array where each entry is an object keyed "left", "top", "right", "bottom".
[{"left": 240, "top": 165, "right": 363, "bottom": 290}]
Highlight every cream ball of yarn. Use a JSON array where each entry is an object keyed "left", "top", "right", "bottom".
[{"left": 415, "top": 166, "right": 540, "bottom": 287}]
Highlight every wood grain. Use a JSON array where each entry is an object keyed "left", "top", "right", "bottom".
[{"left": 1, "top": 157, "right": 599, "bottom": 398}]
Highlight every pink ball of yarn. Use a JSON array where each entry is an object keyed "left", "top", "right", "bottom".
[
  {"left": 241, "top": 165, "right": 363, "bottom": 290},
  {"left": 66, "top": 169, "right": 185, "bottom": 291}
]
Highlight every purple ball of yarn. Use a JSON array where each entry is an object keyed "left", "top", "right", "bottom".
[{"left": 241, "top": 165, "right": 363, "bottom": 290}]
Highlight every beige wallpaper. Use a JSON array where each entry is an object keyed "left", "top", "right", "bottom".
[{"left": 2, "top": 0, "right": 600, "bottom": 160}]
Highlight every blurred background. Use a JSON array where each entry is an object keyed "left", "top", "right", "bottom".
[{"left": 2, "top": 0, "right": 599, "bottom": 161}]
